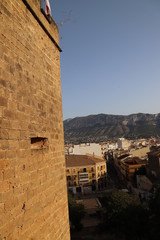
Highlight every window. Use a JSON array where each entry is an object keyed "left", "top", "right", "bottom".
[
  {"left": 67, "top": 176, "right": 71, "bottom": 181},
  {"left": 31, "top": 137, "right": 48, "bottom": 150}
]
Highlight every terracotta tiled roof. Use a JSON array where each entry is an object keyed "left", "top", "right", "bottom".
[
  {"left": 123, "top": 156, "right": 147, "bottom": 165},
  {"left": 65, "top": 155, "right": 105, "bottom": 168}
]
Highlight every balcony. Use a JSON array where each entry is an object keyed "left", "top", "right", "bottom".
[{"left": 79, "top": 172, "right": 89, "bottom": 184}]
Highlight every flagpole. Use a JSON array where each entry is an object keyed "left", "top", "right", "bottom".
[
  {"left": 40, "top": 0, "right": 43, "bottom": 9},
  {"left": 45, "top": 0, "right": 52, "bottom": 16}
]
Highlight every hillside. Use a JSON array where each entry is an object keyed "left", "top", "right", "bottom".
[{"left": 63, "top": 113, "right": 160, "bottom": 143}]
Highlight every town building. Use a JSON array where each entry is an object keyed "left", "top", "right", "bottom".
[
  {"left": 0, "top": 1, "right": 70, "bottom": 239},
  {"left": 117, "top": 138, "right": 131, "bottom": 150},
  {"left": 65, "top": 142, "right": 110, "bottom": 158},
  {"left": 72, "top": 143, "right": 102, "bottom": 157},
  {"left": 65, "top": 144, "right": 74, "bottom": 155},
  {"left": 147, "top": 148, "right": 160, "bottom": 179},
  {"left": 106, "top": 142, "right": 118, "bottom": 150},
  {"left": 101, "top": 143, "right": 108, "bottom": 156},
  {"left": 120, "top": 156, "right": 147, "bottom": 181},
  {"left": 114, "top": 151, "right": 147, "bottom": 182},
  {"left": 130, "top": 146, "right": 150, "bottom": 158},
  {"left": 66, "top": 155, "right": 107, "bottom": 194}
]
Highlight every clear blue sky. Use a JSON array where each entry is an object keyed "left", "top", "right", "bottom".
[{"left": 49, "top": 0, "right": 160, "bottom": 120}]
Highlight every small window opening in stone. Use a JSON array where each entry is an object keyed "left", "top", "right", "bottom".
[{"left": 31, "top": 137, "right": 48, "bottom": 149}]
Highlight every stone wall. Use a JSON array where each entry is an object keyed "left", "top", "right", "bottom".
[{"left": 0, "top": 0, "right": 70, "bottom": 239}]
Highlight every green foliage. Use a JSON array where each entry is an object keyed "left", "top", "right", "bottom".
[
  {"left": 68, "top": 192, "right": 85, "bottom": 231},
  {"left": 135, "top": 166, "right": 146, "bottom": 176},
  {"left": 121, "top": 204, "right": 149, "bottom": 240},
  {"left": 99, "top": 190, "right": 149, "bottom": 239},
  {"left": 149, "top": 186, "right": 160, "bottom": 240},
  {"left": 100, "top": 189, "right": 140, "bottom": 213},
  {"left": 150, "top": 185, "right": 160, "bottom": 214}
]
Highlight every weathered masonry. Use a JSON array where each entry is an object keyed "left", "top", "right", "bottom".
[{"left": 0, "top": 0, "right": 70, "bottom": 239}]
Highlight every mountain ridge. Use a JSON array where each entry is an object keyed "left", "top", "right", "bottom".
[{"left": 63, "top": 113, "right": 160, "bottom": 143}]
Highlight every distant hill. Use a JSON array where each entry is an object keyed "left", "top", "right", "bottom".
[{"left": 63, "top": 113, "right": 160, "bottom": 143}]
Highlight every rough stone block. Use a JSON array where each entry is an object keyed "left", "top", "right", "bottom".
[{"left": 0, "top": 0, "right": 70, "bottom": 239}]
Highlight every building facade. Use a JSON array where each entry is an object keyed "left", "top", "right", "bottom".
[
  {"left": 0, "top": 0, "right": 70, "bottom": 239},
  {"left": 120, "top": 156, "right": 147, "bottom": 181},
  {"left": 66, "top": 155, "right": 107, "bottom": 193},
  {"left": 148, "top": 149, "right": 160, "bottom": 179},
  {"left": 117, "top": 138, "right": 131, "bottom": 150},
  {"left": 73, "top": 143, "right": 102, "bottom": 157},
  {"left": 114, "top": 153, "right": 147, "bottom": 182}
]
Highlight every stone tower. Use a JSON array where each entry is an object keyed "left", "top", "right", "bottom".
[{"left": 0, "top": 0, "right": 70, "bottom": 239}]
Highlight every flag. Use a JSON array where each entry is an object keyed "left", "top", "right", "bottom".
[{"left": 44, "top": 0, "right": 52, "bottom": 16}]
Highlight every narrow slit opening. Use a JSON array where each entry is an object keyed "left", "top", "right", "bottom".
[{"left": 31, "top": 137, "right": 48, "bottom": 149}]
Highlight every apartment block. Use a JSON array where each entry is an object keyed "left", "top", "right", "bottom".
[
  {"left": 117, "top": 138, "right": 131, "bottom": 150},
  {"left": 73, "top": 143, "right": 102, "bottom": 157},
  {"left": 148, "top": 148, "right": 160, "bottom": 179},
  {"left": 66, "top": 155, "right": 107, "bottom": 193}
]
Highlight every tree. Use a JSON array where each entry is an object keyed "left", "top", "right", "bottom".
[
  {"left": 150, "top": 185, "right": 160, "bottom": 214},
  {"left": 68, "top": 192, "right": 85, "bottom": 231},
  {"left": 135, "top": 166, "right": 147, "bottom": 176},
  {"left": 149, "top": 186, "right": 160, "bottom": 240},
  {"left": 99, "top": 190, "right": 149, "bottom": 239},
  {"left": 122, "top": 204, "right": 149, "bottom": 240}
]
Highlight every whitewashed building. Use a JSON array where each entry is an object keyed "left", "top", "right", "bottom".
[
  {"left": 117, "top": 138, "right": 131, "bottom": 150},
  {"left": 73, "top": 143, "right": 102, "bottom": 157}
]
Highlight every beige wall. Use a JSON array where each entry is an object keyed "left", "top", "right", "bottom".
[
  {"left": 66, "top": 162, "right": 107, "bottom": 186},
  {"left": 0, "top": 0, "right": 70, "bottom": 239}
]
